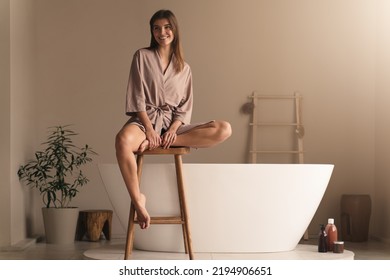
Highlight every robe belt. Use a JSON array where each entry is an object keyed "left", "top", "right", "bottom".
[{"left": 146, "top": 104, "right": 171, "bottom": 135}]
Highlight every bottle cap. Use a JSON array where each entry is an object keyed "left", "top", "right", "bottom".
[{"left": 328, "top": 218, "right": 334, "bottom": 224}]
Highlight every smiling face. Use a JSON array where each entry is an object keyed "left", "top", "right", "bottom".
[
  {"left": 148, "top": 10, "right": 184, "bottom": 72},
  {"left": 152, "top": 18, "right": 175, "bottom": 48}
]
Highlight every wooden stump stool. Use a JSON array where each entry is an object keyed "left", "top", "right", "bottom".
[{"left": 76, "top": 210, "right": 113, "bottom": 242}]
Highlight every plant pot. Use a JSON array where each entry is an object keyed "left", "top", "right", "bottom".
[{"left": 42, "top": 207, "right": 79, "bottom": 244}]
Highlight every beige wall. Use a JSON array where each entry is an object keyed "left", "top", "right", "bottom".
[
  {"left": 0, "top": 0, "right": 37, "bottom": 247},
  {"left": 10, "top": 0, "right": 37, "bottom": 242},
  {"left": 374, "top": 0, "right": 390, "bottom": 243},
  {"left": 2, "top": 0, "right": 389, "bottom": 246},
  {"left": 0, "top": 0, "right": 11, "bottom": 246}
]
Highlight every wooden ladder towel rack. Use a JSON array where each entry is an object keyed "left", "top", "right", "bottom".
[{"left": 249, "top": 92, "right": 304, "bottom": 164}]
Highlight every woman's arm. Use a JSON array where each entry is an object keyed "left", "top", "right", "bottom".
[{"left": 137, "top": 111, "right": 161, "bottom": 149}]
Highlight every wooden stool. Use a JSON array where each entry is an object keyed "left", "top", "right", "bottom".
[
  {"left": 124, "top": 147, "right": 194, "bottom": 260},
  {"left": 76, "top": 210, "right": 113, "bottom": 242}
]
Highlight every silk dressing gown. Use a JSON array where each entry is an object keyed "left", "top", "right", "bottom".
[{"left": 125, "top": 48, "right": 209, "bottom": 135}]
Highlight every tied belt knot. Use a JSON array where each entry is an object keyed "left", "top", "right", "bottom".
[{"left": 146, "top": 104, "right": 171, "bottom": 135}]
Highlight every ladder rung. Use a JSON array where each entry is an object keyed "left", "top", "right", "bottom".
[
  {"left": 135, "top": 216, "right": 184, "bottom": 225},
  {"left": 250, "top": 122, "right": 300, "bottom": 126},
  {"left": 250, "top": 150, "right": 304, "bottom": 154},
  {"left": 250, "top": 95, "right": 301, "bottom": 100}
]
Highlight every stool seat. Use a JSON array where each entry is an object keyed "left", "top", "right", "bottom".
[
  {"left": 124, "top": 147, "right": 194, "bottom": 260},
  {"left": 76, "top": 209, "right": 113, "bottom": 242},
  {"left": 135, "top": 147, "right": 190, "bottom": 155}
]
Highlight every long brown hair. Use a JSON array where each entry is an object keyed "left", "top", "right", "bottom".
[{"left": 149, "top": 10, "right": 184, "bottom": 73}]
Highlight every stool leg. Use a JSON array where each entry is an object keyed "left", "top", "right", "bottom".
[
  {"left": 175, "top": 154, "right": 194, "bottom": 260},
  {"left": 87, "top": 212, "right": 104, "bottom": 241},
  {"left": 124, "top": 204, "right": 136, "bottom": 260},
  {"left": 124, "top": 154, "right": 144, "bottom": 260}
]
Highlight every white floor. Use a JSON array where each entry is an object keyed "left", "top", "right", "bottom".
[
  {"left": 3, "top": 237, "right": 390, "bottom": 260},
  {"left": 83, "top": 240, "right": 354, "bottom": 260}
]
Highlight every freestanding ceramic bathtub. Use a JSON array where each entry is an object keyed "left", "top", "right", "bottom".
[{"left": 98, "top": 163, "right": 333, "bottom": 253}]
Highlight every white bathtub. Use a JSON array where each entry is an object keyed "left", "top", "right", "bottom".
[{"left": 98, "top": 163, "right": 333, "bottom": 253}]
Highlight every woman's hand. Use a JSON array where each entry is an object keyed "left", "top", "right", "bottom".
[
  {"left": 161, "top": 130, "right": 177, "bottom": 149},
  {"left": 145, "top": 128, "right": 161, "bottom": 150},
  {"left": 161, "top": 120, "right": 182, "bottom": 149},
  {"left": 137, "top": 111, "right": 161, "bottom": 150}
]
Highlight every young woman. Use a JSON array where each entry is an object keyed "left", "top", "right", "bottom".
[{"left": 115, "top": 10, "right": 232, "bottom": 230}]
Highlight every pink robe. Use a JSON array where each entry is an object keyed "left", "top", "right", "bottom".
[{"left": 125, "top": 48, "right": 207, "bottom": 135}]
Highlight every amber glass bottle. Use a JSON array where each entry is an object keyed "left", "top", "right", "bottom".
[{"left": 325, "top": 218, "right": 338, "bottom": 251}]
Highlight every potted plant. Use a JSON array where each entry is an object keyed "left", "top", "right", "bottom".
[{"left": 17, "top": 125, "right": 97, "bottom": 244}]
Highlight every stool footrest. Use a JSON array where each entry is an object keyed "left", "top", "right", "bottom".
[{"left": 134, "top": 216, "right": 184, "bottom": 225}]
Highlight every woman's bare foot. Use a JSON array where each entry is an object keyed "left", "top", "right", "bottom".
[
  {"left": 134, "top": 193, "right": 150, "bottom": 229},
  {"left": 138, "top": 139, "right": 149, "bottom": 153}
]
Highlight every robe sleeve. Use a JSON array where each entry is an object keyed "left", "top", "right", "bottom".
[
  {"left": 125, "top": 51, "right": 146, "bottom": 116},
  {"left": 173, "top": 67, "right": 193, "bottom": 125}
]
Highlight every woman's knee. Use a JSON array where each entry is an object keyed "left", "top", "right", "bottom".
[
  {"left": 214, "top": 120, "right": 232, "bottom": 141},
  {"left": 115, "top": 127, "right": 143, "bottom": 152},
  {"left": 115, "top": 130, "right": 128, "bottom": 152}
]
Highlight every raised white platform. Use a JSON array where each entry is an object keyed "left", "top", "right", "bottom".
[{"left": 83, "top": 244, "right": 354, "bottom": 260}]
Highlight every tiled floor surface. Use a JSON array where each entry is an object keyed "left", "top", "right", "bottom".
[{"left": 1, "top": 238, "right": 389, "bottom": 260}]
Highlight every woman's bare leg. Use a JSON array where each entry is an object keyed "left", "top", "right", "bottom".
[
  {"left": 173, "top": 120, "right": 232, "bottom": 148},
  {"left": 115, "top": 124, "right": 150, "bottom": 229},
  {"left": 139, "top": 120, "right": 232, "bottom": 150}
]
